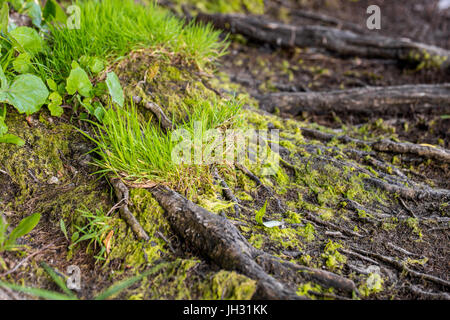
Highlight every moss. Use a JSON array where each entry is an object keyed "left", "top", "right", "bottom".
[
  {"left": 108, "top": 189, "right": 172, "bottom": 269},
  {"left": 199, "top": 270, "right": 257, "bottom": 300},
  {"left": 172, "top": 0, "right": 264, "bottom": 15},
  {"left": 248, "top": 233, "right": 264, "bottom": 249},
  {"left": 1, "top": 109, "right": 110, "bottom": 226},
  {"left": 321, "top": 240, "right": 346, "bottom": 271},
  {"left": 1, "top": 110, "right": 71, "bottom": 203},
  {"left": 265, "top": 226, "right": 305, "bottom": 251},
  {"left": 404, "top": 217, "right": 422, "bottom": 238},
  {"left": 148, "top": 259, "right": 200, "bottom": 299},
  {"left": 296, "top": 282, "right": 332, "bottom": 299},
  {"left": 296, "top": 223, "right": 315, "bottom": 242},
  {"left": 359, "top": 273, "right": 384, "bottom": 297}
]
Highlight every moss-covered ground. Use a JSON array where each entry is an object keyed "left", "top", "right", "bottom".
[{"left": 0, "top": 0, "right": 449, "bottom": 300}]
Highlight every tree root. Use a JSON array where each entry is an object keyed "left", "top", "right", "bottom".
[
  {"left": 301, "top": 211, "right": 363, "bottom": 238},
  {"left": 149, "top": 184, "right": 357, "bottom": 299},
  {"left": 350, "top": 247, "right": 450, "bottom": 289},
  {"left": 236, "top": 164, "right": 285, "bottom": 213},
  {"left": 408, "top": 285, "right": 450, "bottom": 300},
  {"left": 143, "top": 101, "right": 174, "bottom": 133},
  {"left": 299, "top": 127, "right": 450, "bottom": 164},
  {"left": 110, "top": 178, "right": 150, "bottom": 241},
  {"left": 259, "top": 84, "right": 450, "bottom": 118},
  {"left": 195, "top": 13, "right": 450, "bottom": 70},
  {"left": 212, "top": 167, "right": 240, "bottom": 216}
]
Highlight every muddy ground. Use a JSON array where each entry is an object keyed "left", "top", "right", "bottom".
[{"left": 0, "top": 0, "right": 449, "bottom": 300}]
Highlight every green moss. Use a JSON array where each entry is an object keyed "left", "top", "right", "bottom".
[
  {"left": 172, "top": 0, "right": 264, "bottom": 14},
  {"left": 248, "top": 233, "right": 264, "bottom": 249},
  {"left": 321, "top": 240, "right": 346, "bottom": 271},
  {"left": 359, "top": 273, "right": 384, "bottom": 297},
  {"left": 404, "top": 217, "right": 422, "bottom": 238},
  {"left": 296, "top": 282, "right": 332, "bottom": 299},
  {"left": 148, "top": 259, "right": 200, "bottom": 299},
  {"left": 199, "top": 270, "right": 257, "bottom": 300},
  {"left": 0, "top": 110, "right": 110, "bottom": 225},
  {"left": 108, "top": 189, "right": 171, "bottom": 268}
]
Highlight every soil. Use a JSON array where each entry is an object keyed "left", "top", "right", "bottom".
[{"left": 0, "top": 0, "right": 449, "bottom": 300}]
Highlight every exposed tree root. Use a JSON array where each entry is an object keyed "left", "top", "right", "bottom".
[
  {"left": 236, "top": 164, "right": 285, "bottom": 213},
  {"left": 299, "top": 127, "right": 450, "bottom": 164},
  {"left": 350, "top": 247, "right": 450, "bottom": 289},
  {"left": 408, "top": 285, "right": 450, "bottom": 300},
  {"left": 195, "top": 13, "right": 450, "bottom": 70},
  {"left": 286, "top": 6, "right": 365, "bottom": 34},
  {"left": 149, "top": 184, "right": 358, "bottom": 299},
  {"left": 110, "top": 178, "right": 150, "bottom": 241},
  {"left": 259, "top": 84, "right": 450, "bottom": 118},
  {"left": 301, "top": 211, "right": 362, "bottom": 238},
  {"left": 143, "top": 101, "right": 174, "bottom": 133},
  {"left": 212, "top": 167, "right": 240, "bottom": 216}
]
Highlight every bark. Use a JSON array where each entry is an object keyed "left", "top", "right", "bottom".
[
  {"left": 110, "top": 178, "right": 150, "bottom": 241},
  {"left": 259, "top": 84, "right": 450, "bottom": 117},
  {"left": 196, "top": 13, "right": 450, "bottom": 70},
  {"left": 299, "top": 127, "right": 450, "bottom": 164},
  {"left": 143, "top": 101, "right": 174, "bottom": 133},
  {"left": 149, "top": 185, "right": 357, "bottom": 299}
]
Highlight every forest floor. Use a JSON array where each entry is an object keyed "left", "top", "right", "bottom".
[{"left": 0, "top": 0, "right": 449, "bottom": 300}]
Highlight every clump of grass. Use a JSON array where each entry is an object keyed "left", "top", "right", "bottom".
[
  {"left": 86, "top": 102, "right": 177, "bottom": 184},
  {"left": 69, "top": 207, "right": 114, "bottom": 261},
  {"left": 85, "top": 96, "right": 242, "bottom": 188},
  {"left": 37, "top": 0, "right": 226, "bottom": 81}
]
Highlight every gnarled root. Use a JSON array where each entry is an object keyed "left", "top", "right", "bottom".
[
  {"left": 195, "top": 13, "right": 450, "bottom": 70},
  {"left": 259, "top": 84, "right": 450, "bottom": 118},
  {"left": 110, "top": 178, "right": 150, "bottom": 241},
  {"left": 149, "top": 185, "right": 357, "bottom": 299}
]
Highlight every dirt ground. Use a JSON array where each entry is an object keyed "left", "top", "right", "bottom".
[{"left": 0, "top": 0, "right": 449, "bottom": 300}]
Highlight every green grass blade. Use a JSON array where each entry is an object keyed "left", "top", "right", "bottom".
[
  {"left": 41, "top": 262, "right": 77, "bottom": 298},
  {"left": 94, "top": 263, "right": 167, "bottom": 300},
  {"left": 0, "top": 281, "right": 77, "bottom": 300}
]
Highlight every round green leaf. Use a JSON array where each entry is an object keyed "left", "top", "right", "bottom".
[
  {"left": 66, "top": 66, "right": 93, "bottom": 97},
  {"left": 6, "top": 74, "right": 49, "bottom": 115},
  {"left": 10, "top": 26, "right": 44, "bottom": 55}
]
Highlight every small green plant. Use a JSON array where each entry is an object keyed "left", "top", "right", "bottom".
[
  {"left": 255, "top": 200, "right": 268, "bottom": 225},
  {"left": 0, "top": 213, "right": 41, "bottom": 252},
  {"left": 69, "top": 207, "right": 113, "bottom": 261}
]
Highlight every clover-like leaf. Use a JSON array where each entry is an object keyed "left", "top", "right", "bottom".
[
  {"left": 13, "top": 52, "right": 32, "bottom": 73},
  {"left": 47, "top": 92, "right": 63, "bottom": 116},
  {"left": 66, "top": 65, "right": 92, "bottom": 97},
  {"left": 46, "top": 78, "right": 58, "bottom": 91},
  {"left": 2, "top": 74, "right": 49, "bottom": 115},
  {"left": 10, "top": 26, "right": 44, "bottom": 55}
]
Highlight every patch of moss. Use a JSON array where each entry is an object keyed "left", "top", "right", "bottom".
[{"left": 198, "top": 270, "right": 257, "bottom": 300}]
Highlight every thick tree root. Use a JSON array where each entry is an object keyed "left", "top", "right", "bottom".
[
  {"left": 110, "top": 178, "right": 150, "bottom": 241},
  {"left": 259, "top": 84, "right": 450, "bottom": 118},
  {"left": 408, "top": 285, "right": 450, "bottom": 300},
  {"left": 195, "top": 13, "right": 450, "bottom": 70},
  {"left": 149, "top": 185, "right": 357, "bottom": 299}
]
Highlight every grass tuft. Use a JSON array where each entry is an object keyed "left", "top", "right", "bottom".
[{"left": 37, "top": 0, "right": 226, "bottom": 81}]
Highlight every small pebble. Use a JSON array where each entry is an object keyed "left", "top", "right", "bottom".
[{"left": 47, "top": 176, "right": 60, "bottom": 185}]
